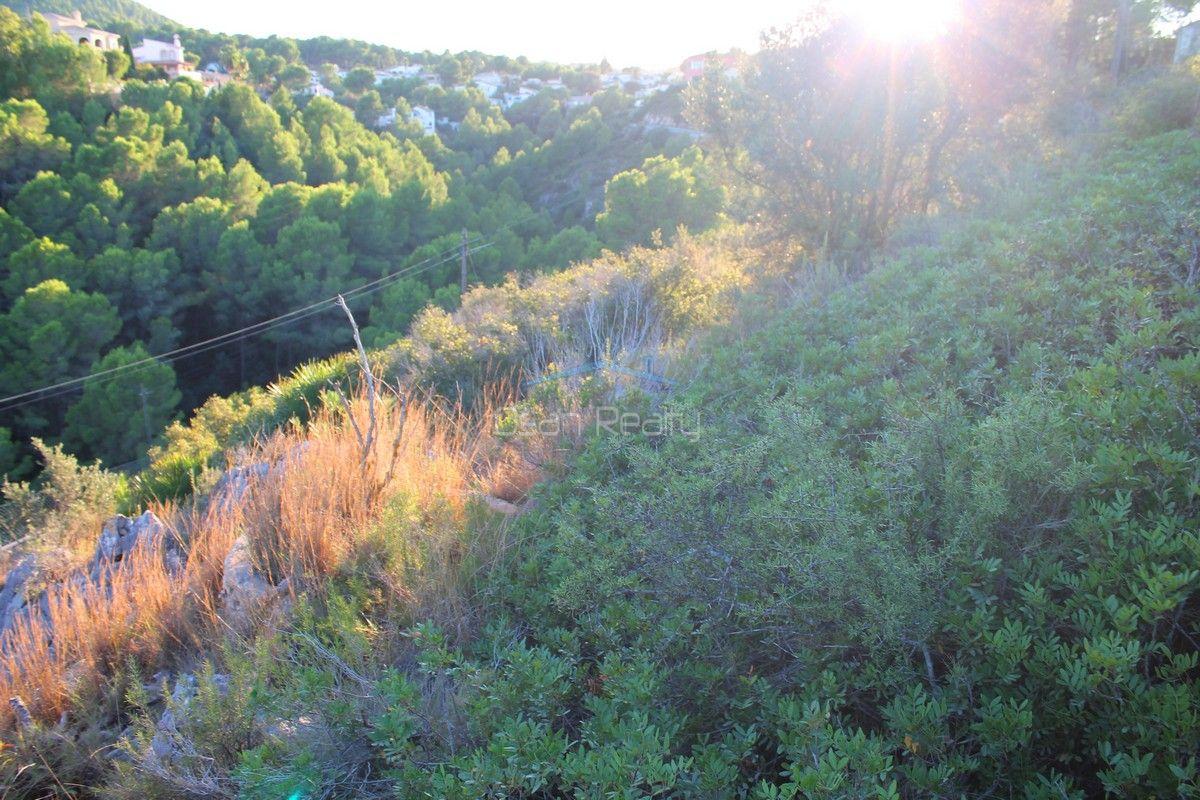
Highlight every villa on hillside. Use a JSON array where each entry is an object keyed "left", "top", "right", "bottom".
[
  {"left": 680, "top": 52, "right": 739, "bottom": 81},
  {"left": 1176, "top": 19, "right": 1200, "bottom": 63},
  {"left": 498, "top": 85, "right": 537, "bottom": 108},
  {"left": 299, "top": 72, "right": 335, "bottom": 97},
  {"left": 473, "top": 71, "right": 505, "bottom": 98},
  {"left": 375, "top": 64, "right": 423, "bottom": 84},
  {"left": 132, "top": 34, "right": 199, "bottom": 79},
  {"left": 376, "top": 108, "right": 399, "bottom": 128},
  {"left": 375, "top": 105, "right": 436, "bottom": 136},
  {"left": 41, "top": 10, "right": 120, "bottom": 50},
  {"left": 411, "top": 105, "right": 436, "bottom": 135}
]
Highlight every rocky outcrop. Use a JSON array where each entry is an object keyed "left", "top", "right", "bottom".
[
  {"left": 0, "top": 555, "right": 42, "bottom": 631},
  {"left": 482, "top": 494, "right": 522, "bottom": 515},
  {"left": 149, "top": 672, "right": 211, "bottom": 762},
  {"left": 209, "top": 461, "right": 272, "bottom": 510},
  {"left": 208, "top": 444, "right": 308, "bottom": 512},
  {"left": 133, "top": 670, "right": 232, "bottom": 795},
  {"left": 0, "top": 510, "right": 178, "bottom": 636},
  {"left": 90, "top": 510, "right": 183, "bottom": 581},
  {"left": 0, "top": 547, "right": 72, "bottom": 633},
  {"left": 219, "top": 535, "right": 289, "bottom": 632},
  {"left": 479, "top": 493, "right": 537, "bottom": 517},
  {"left": 1, "top": 456, "right": 301, "bottom": 641}
]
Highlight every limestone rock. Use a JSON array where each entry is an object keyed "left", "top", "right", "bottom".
[
  {"left": 210, "top": 461, "right": 271, "bottom": 510},
  {"left": 147, "top": 672, "right": 229, "bottom": 765},
  {"left": 90, "top": 510, "right": 181, "bottom": 580},
  {"left": 0, "top": 555, "right": 40, "bottom": 631},
  {"left": 482, "top": 494, "right": 522, "bottom": 515},
  {"left": 0, "top": 548, "right": 72, "bottom": 633},
  {"left": 220, "top": 535, "right": 288, "bottom": 631}
]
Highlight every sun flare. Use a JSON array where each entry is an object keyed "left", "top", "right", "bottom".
[{"left": 846, "top": 0, "right": 961, "bottom": 41}]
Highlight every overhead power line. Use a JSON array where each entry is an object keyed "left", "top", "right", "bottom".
[
  {"left": 0, "top": 194, "right": 591, "bottom": 414},
  {"left": 0, "top": 241, "right": 491, "bottom": 413}
]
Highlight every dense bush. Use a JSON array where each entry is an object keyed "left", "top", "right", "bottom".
[
  {"left": 478, "top": 131, "right": 1200, "bottom": 797},
  {"left": 129, "top": 352, "right": 352, "bottom": 504},
  {"left": 1113, "top": 67, "right": 1200, "bottom": 139}
]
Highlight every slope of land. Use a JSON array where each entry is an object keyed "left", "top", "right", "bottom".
[
  {"left": 0, "top": 0, "right": 175, "bottom": 29},
  {"left": 2, "top": 2, "right": 1200, "bottom": 796},
  {"left": 3, "top": 120, "right": 1197, "bottom": 796}
]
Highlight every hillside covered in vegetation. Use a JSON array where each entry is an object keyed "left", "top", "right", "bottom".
[
  {"left": 2, "top": 0, "right": 1200, "bottom": 797},
  {"left": 0, "top": 0, "right": 174, "bottom": 30},
  {"left": 0, "top": 5, "right": 715, "bottom": 481}
]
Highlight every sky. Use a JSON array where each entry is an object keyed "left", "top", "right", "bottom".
[{"left": 139, "top": 0, "right": 809, "bottom": 71}]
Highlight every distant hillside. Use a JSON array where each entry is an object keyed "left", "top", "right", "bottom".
[{"left": 0, "top": 0, "right": 175, "bottom": 29}]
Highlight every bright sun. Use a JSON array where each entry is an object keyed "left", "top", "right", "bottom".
[{"left": 846, "top": 0, "right": 961, "bottom": 41}]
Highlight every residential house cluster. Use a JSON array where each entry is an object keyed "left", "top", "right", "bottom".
[
  {"left": 599, "top": 69, "right": 674, "bottom": 100},
  {"left": 130, "top": 35, "right": 235, "bottom": 88},
  {"left": 300, "top": 54, "right": 710, "bottom": 136},
  {"left": 42, "top": 10, "right": 234, "bottom": 90}
]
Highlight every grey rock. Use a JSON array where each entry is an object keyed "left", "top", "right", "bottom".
[
  {"left": 90, "top": 511, "right": 181, "bottom": 581},
  {"left": 209, "top": 444, "right": 309, "bottom": 512},
  {"left": 145, "top": 670, "right": 234, "bottom": 765},
  {"left": 0, "top": 556, "right": 40, "bottom": 631},
  {"left": 220, "top": 535, "right": 288, "bottom": 631},
  {"left": 149, "top": 709, "right": 179, "bottom": 760},
  {"left": 210, "top": 461, "right": 272, "bottom": 510},
  {"left": 482, "top": 494, "right": 522, "bottom": 515},
  {"left": 0, "top": 548, "right": 71, "bottom": 634},
  {"left": 0, "top": 510, "right": 182, "bottom": 636}
]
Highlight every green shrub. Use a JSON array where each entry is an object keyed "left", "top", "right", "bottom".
[{"left": 1114, "top": 70, "right": 1200, "bottom": 139}]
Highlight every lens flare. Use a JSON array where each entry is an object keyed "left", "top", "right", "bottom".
[{"left": 848, "top": 0, "right": 961, "bottom": 41}]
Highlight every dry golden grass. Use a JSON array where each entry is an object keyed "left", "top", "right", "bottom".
[
  {"left": 0, "top": 384, "right": 540, "bottom": 731},
  {"left": 0, "top": 505, "right": 235, "bottom": 728}
]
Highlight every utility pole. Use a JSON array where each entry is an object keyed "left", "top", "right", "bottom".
[
  {"left": 1111, "top": 0, "right": 1133, "bottom": 80},
  {"left": 460, "top": 227, "right": 469, "bottom": 296},
  {"left": 137, "top": 385, "right": 152, "bottom": 454}
]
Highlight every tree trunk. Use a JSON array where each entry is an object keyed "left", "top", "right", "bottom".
[
  {"left": 921, "top": 97, "right": 964, "bottom": 214},
  {"left": 1111, "top": 0, "right": 1133, "bottom": 80},
  {"left": 875, "top": 48, "right": 904, "bottom": 245},
  {"left": 1064, "top": 0, "right": 1088, "bottom": 70}
]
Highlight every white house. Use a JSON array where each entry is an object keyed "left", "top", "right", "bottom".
[
  {"left": 42, "top": 10, "right": 120, "bottom": 50},
  {"left": 299, "top": 78, "right": 334, "bottom": 98},
  {"left": 375, "top": 65, "right": 426, "bottom": 85},
  {"left": 499, "top": 86, "right": 538, "bottom": 108},
  {"left": 381, "top": 64, "right": 423, "bottom": 79},
  {"left": 132, "top": 34, "right": 198, "bottom": 79},
  {"left": 473, "top": 71, "right": 505, "bottom": 98},
  {"left": 376, "top": 108, "right": 399, "bottom": 128},
  {"left": 411, "top": 105, "right": 436, "bottom": 136},
  {"left": 1176, "top": 20, "right": 1200, "bottom": 63},
  {"left": 565, "top": 94, "right": 591, "bottom": 109}
]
